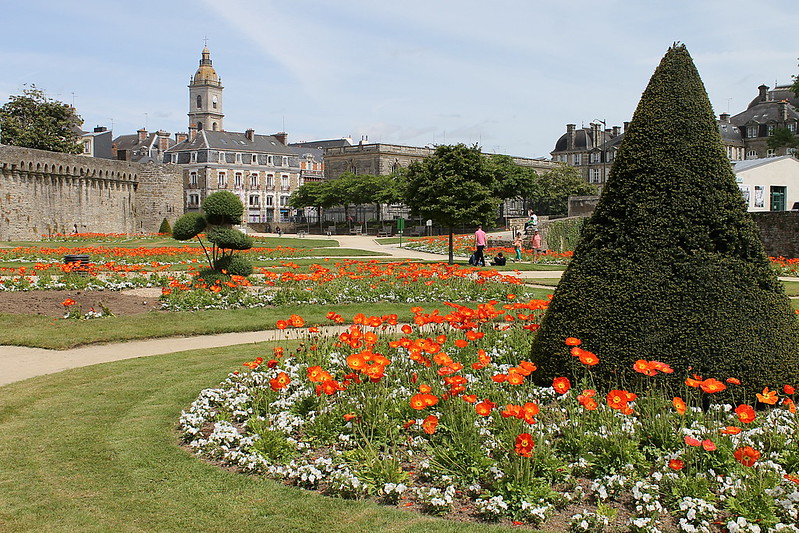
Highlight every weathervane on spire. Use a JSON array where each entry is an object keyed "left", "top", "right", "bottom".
[{"left": 203, "top": 35, "right": 208, "bottom": 47}]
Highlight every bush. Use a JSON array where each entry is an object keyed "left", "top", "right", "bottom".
[
  {"left": 202, "top": 191, "right": 244, "bottom": 225},
  {"left": 207, "top": 227, "right": 253, "bottom": 251},
  {"left": 530, "top": 44, "right": 799, "bottom": 399},
  {"left": 544, "top": 217, "right": 585, "bottom": 253},
  {"left": 158, "top": 218, "right": 172, "bottom": 235},
  {"left": 172, "top": 213, "right": 207, "bottom": 241},
  {"left": 213, "top": 255, "right": 253, "bottom": 277}
]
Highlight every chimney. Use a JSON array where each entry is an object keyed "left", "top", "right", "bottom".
[
  {"left": 245, "top": 128, "right": 255, "bottom": 142},
  {"left": 590, "top": 122, "right": 601, "bottom": 148},
  {"left": 188, "top": 125, "right": 197, "bottom": 142},
  {"left": 566, "top": 124, "right": 576, "bottom": 150},
  {"left": 157, "top": 131, "right": 170, "bottom": 152},
  {"left": 93, "top": 126, "right": 107, "bottom": 133},
  {"left": 117, "top": 149, "right": 131, "bottom": 161},
  {"left": 612, "top": 125, "right": 621, "bottom": 137},
  {"left": 137, "top": 128, "right": 148, "bottom": 142},
  {"left": 759, "top": 84, "right": 769, "bottom": 102},
  {"left": 719, "top": 113, "right": 730, "bottom": 123},
  {"left": 780, "top": 100, "right": 789, "bottom": 121},
  {"left": 175, "top": 132, "right": 188, "bottom": 144},
  {"left": 623, "top": 121, "right": 630, "bottom": 133},
  {"left": 273, "top": 132, "right": 287, "bottom": 145}
]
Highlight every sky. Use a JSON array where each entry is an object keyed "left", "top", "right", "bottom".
[{"left": 1, "top": 0, "right": 797, "bottom": 159}]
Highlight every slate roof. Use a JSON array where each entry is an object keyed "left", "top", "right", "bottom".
[
  {"left": 167, "top": 130, "right": 295, "bottom": 155},
  {"left": 746, "top": 85, "right": 799, "bottom": 110},
  {"left": 288, "top": 138, "right": 354, "bottom": 151},
  {"left": 732, "top": 155, "right": 799, "bottom": 173},
  {"left": 731, "top": 101, "right": 799, "bottom": 126}
]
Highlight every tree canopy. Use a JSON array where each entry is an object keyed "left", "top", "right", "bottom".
[
  {"left": 404, "top": 144, "right": 500, "bottom": 263},
  {"left": 530, "top": 44, "right": 799, "bottom": 399},
  {"left": 0, "top": 85, "right": 83, "bottom": 153}
]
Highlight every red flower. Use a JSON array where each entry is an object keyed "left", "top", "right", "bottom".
[
  {"left": 735, "top": 404, "right": 756, "bottom": 424},
  {"left": 422, "top": 415, "right": 438, "bottom": 435},
  {"left": 475, "top": 399, "right": 496, "bottom": 416},
  {"left": 269, "top": 371, "right": 291, "bottom": 391},
  {"left": 514, "top": 433, "right": 534, "bottom": 457},
  {"left": 756, "top": 387, "right": 779, "bottom": 405},
  {"left": 669, "top": 459, "right": 685, "bottom": 471},
  {"left": 734, "top": 446, "right": 761, "bottom": 467},
  {"left": 552, "top": 377, "right": 571, "bottom": 395},
  {"left": 721, "top": 426, "right": 742, "bottom": 435},
  {"left": 673, "top": 397, "right": 687, "bottom": 415},
  {"left": 702, "top": 439, "right": 716, "bottom": 452},
  {"left": 684, "top": 436, "right": 701, "bottom": 447},
  {"left": 565, "top": 337, "right": 581, "bottom": 346},
  {"left": 700, "top": 378, "right": 726, "bottom": 394},
  {"left": 784, "top": 384, "right": 796, "bottom": 395},
  {"left": 578, "top": 350, "right": 599, "bottom": 366}
]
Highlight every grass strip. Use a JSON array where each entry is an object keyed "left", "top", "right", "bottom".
[{"left": 0, "top": 345, "right": 521, "bottom": 533}]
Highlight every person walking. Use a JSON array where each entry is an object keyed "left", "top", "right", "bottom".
[
  {"left": 474, "top": 224, "right": 487, "bottom": 266},
  {"left": 532, "top": 229, "right": 542, "bottom": 260},
  {"left": 513, "top": 231, "right": 523, "bottom": 262}
]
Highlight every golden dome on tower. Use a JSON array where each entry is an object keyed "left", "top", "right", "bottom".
[{"left": 193, "top": 47, "right": 219, "bottom": 83}]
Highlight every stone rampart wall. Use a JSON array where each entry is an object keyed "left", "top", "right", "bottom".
[
  {"left": 751, "top": 211, "right": 799, "bottom": 259},
  {"left": 0, "top": 145, "right": 182, "bottom": 240}
]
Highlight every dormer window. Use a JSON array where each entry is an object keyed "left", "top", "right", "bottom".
[
  {"left": 747, "top": 125, "right": 758, "bottom": 138},
  {"left": 789, "top": 123, "right": 797, "bottom": 133}
]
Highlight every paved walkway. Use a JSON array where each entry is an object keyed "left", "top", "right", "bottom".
[{"left": 1, "top": 233, "right": 795, "bottom": 386}]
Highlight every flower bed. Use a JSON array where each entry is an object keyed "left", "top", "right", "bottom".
[{"left": 181, "top": 303, "right": 799, "bottom": 531}]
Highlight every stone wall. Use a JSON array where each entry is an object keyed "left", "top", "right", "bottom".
[
  {"left": 0, "top": 144, "right": 182, "bottom": 240},
  {"left": 751, "top": 211, "right": 799, "bottom": 258},
  {"left": 568, "top": 195, "right": 600, "bottom": 217}
]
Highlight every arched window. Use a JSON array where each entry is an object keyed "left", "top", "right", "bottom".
[
  {"left": 196, "top": 95, "right": 202, "bottom": 109},
  {"left": 197, "top": 122, "right": 203, "bottom": 131},
  {"left": 212, "top": 122, "right": 218, "bottom": 131},
  {"left": 212, "top": 95, "right": 218, "bottom": 109}
]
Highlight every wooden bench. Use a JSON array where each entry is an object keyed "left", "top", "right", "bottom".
[
  {"left": 349, "top": 225, "right": 363, "bottom": 235},
  {"left": 297, "top": 230, "right": 307, "bottom": 238},
  {"left": 408, "top": 226, "right": 426, "bottom": 237},
  {"left": 377, "top": 226, "right": 392, "bottom": 237},
  {"left": 325, "top": 226, "right": 336, "bottom": 236}
]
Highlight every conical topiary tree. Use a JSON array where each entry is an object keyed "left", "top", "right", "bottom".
[{"left": 530, "top": 44, "right": 799, "bottom": 399}]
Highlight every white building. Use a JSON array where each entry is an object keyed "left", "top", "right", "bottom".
[{"left": 734, "top": 156, "right": 799, "bottom": 212}]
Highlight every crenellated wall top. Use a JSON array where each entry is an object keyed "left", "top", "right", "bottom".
[{"left": 0, "top": 144, "right": 147, "bottom": 182}]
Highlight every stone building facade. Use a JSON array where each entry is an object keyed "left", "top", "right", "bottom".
[
  {"left": 165, "top": 47, "right": 303, "bottom": 226},
  {"left": 0, "top": 144, "right": 182, "bottom": 240}
]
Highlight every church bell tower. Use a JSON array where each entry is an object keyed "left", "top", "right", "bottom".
[{"left": 188, "top": 46, "right": 224, "bottom": 132}]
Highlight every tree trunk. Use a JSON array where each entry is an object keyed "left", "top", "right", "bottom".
[{"left": 448, "top": 227, "right": 454, "bottom": 265}]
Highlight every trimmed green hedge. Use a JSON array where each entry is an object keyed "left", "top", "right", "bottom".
[
  {"left": 544, "top": 217, "right": 585, "bottom": 253},
  {"left": 530, "top": 44, "right": 799, "bottom": 399}
]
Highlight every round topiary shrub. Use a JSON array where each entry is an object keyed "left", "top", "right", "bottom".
[
  {"left": 202, "top": 191, "right": 244, "bottom": 225},
  {"left": 172, "top": 212, "right": 207, "bottom": 241},
  {"left": 213, "top": 255, "right": 253, "bottom": 277},
  {"left": 207, "top": 227, "right": 253, "bottom": 250},
  {"left": 195, "top": 268, "right": 229, "bottom": 285}
]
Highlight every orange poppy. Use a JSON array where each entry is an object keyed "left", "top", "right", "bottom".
[
  {"left": 422, "top": 415, "right": 438, "bottom": 435},
  {"left": 784, "top": 384, "right": 796, "bottom": 395},
  {"left": 276, "top": 320, "right": 288, "bottom": 330},
  {"left": 673, "top": 397, "right": 687, "bottom": 415},
  {"left": 578, "top": 350, "right": 599, "bottom": 366},
  {"left": 735, "top": 404, "right": 756, "bottom": 424},
  {"left": 700, "top": 378, "right": 726, "bottom": 394},
  {"left": 633, "top": 359, "right": 656, "bottom": 376},
  {"left": 721, "top": 426, "right": 742, "bottom": 435},
  {"left": 269, "top": 371, "right": 291, "bottom": 391},
  {"left": 726, "top": 377, "right": 741, "bottom": 385},
  {"left": 606, "top": 389, "right": 628, "bottom": 411},
  {"left": 462, "top": 394, "right": 477, "bottom": 403},
  {"left": 506, "top": 372, "right": 525, "bottom": 386},
  {"left": 684, "top": 436, "right": 701, "bottom": 447},
  {"left": 734, "top": 446, "right": 761, "bottom": 467},
  {"left": 346, "top": 353, "right": 367, "bottom": 371},
  {"left": 783, "top": 398, "right": 796, "bottom": 413},
  {"left": 552, "top": 377, "right": 571, "bottom": 395},
  {"left": 702, "top": 439, "right": 716, "bottom": 452},
  {"left": 454, "top": 339, "right": 468, "bottom": 348},
  {"left": 514, "top": 433, "right": 534, "bottom": 457},
  {"left": 475, "top": 399, "right": 496, "bottom": 416},
  {"left": 785, "top": 474, "right": 799, "bottom": 484},
  {"left": 669, "top": 459, "right": 685, "bottom": 471},
  {"left": 756, "top": 387, "right": 779, "bottom": 405},
  {"left": 343, "top": 413, "right": 357, "bottom": 422},
  {"left": 565, "top": 337, "right": 581, "bottom": 346}
]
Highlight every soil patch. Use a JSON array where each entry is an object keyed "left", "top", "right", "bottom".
[{"left": 0, "top": 288, "right": 163, "bottom": 317}]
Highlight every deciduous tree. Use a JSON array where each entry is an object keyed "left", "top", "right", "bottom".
[
  {"left": 404, "top": 144, "right": 500, "bottom": 264},
  {"left": 0, "top": 85, "right": 83, "bottom": 153}
]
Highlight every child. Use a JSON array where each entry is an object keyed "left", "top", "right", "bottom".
[
  {"left": 513, "top": 232, "right": 523, "bottom": 262},
  {"left": 532, "top": 230, "right": 542, "bottom": 259}
]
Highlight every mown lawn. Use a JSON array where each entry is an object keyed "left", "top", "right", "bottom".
[{"left": 0, "top": 343, "right": 524, "bottom": 533}]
